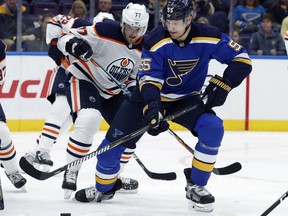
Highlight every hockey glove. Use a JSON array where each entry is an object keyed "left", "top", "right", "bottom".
[
  {"left": 143, "top": 101, "right": 169, "bottom": 136},
  {"left": 65, "top": 37, "right": 93, "bottom": 62},
  {"left": 48, "top": 38, "right": 64, "bottom": 66},
  {"left": 202, "top": 75, "right": 232, "bottom": 109}
]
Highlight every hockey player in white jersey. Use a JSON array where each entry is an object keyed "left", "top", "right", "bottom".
[
  {"left": 0, "top": 40, "right": 27, "bottom": 190},
  {"left": 24, "top": 14, "right": 92, "bottom": 172},
  {"left": 23, "top": 12, "right": 141, "bottom": 197},
  {"left": 50, "top": 3, "right": 148, "bottom": 199}
]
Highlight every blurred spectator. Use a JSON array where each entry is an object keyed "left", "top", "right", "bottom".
[
  {"left": 268, "top": 0, "right": 288, "bottom": 27},
  {"left": 0, "top": 0, "right": 34, "bottom": 51},
  {"left": 21, "top": 13, "right": 54, "bottom": 52},
  {"left": 260, "top": 0, "right": 275, "bottom": 9},
  {"left": 193, "top": 0, "right": 230, "bottom": 34},
  {"left": 96, "top": 0, "right": 121, "bottom": 22},
  {"left": 233, "top": 0, "right": 266, "bottom": 35},
  {"left": 146, "top": 0, "right": 167, "bottom": 31},
  {"left": 232, "top": 29, "right": 241, "bottom": 44},
  {"left": 193, "top": 0, "right": 215, "bottom": 21},
  {"left": 68, "top": 0, "right": 89, "bottom": 21},
  {"left": 211, "top": 0, "right": 231, "bottom": 14},
  {"left": 249, "top": 13, "right": 287, "bottom": 55}
]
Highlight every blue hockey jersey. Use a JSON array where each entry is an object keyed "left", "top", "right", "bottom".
[{"left": 138, "top": 22, "right": 252, "bottom": 102}]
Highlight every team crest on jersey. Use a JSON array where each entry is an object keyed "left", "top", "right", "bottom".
[
  {"left": 112, "top": 128, "right": 124, "bottom": 138},
  {"left": 106, "top": 58, "right": 134, "bottom": 82},
  {"left": 166, "top": 58, "right": 199, "bottom": 86}
]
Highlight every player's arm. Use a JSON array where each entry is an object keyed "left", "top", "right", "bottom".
[
  {"left": 0, "top": 40, "right": 6, "bottom": 86},
  {"left": 203, "top": 34, "right": 252, "bottom": 109},
  {"left": 138, "top": 48, "right": 168, "bottom": 135},
  {"left": 57, "top": 26, "right": 93, "bottom": 62}
]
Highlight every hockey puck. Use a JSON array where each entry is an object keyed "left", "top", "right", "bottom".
[{"left": 60, "top": 214, "right": 71, "bottom": 216}]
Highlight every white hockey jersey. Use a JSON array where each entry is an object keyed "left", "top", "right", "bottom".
[{"left": 57, "top": 19, "right": 143, "bottom": 99}]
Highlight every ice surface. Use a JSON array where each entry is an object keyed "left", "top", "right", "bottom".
[{"left": 1, "top": 131, "right": 288, "bottom": 216}]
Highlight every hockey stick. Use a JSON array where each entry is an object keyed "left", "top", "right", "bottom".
[
  {"left": 92, "top": 59, "right": 177, "bottom": 180},
  {"left": 90, "top": 60, "right": 240, "bottom": 176},
  {"left": 167, "top": 129, "right": 242, "bottom": 175},
  {"left": 20, "top": 103, "right": 200, "bottom": 181},
  {"left": 260, "top": 191, "right": 288, "bottom": 216},
  {"left": 0, "top": 177, "right": 4, "bottom": 210},
  {"left": 132, "top": 153, "right": 176, "bottom": 181}
]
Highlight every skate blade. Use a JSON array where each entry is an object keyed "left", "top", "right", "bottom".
[
  {"left": 190, "top": 201, "right": 214, "bottom": 212},
  {"left": 64, "top": 189, "right": 73, "bottom": 199},
  {"left": 117, "top": 188, "right": 138, "bottom": 194}
]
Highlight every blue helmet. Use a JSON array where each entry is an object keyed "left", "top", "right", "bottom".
[{"left": 162, "top": 0, "right": 193, "bottom": 21}]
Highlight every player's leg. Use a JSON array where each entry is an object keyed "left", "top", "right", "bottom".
[
  {"left": 62, "top": 77, "right": 102, "bottom": 199},
  {"left": 0, "top": 105, "right": 26, "bottom": 189},
  {"left": 169, "top": 95, "right": 221, "bottom": 212},
  {"left": 74, "top": 98, "right": 146, "bottom": 202},
  {"left": 101, "top": 94, "right": 139, "bottom": 193},
  {"left": 184, "top": 113, "right": 223, "bottom": 212},
  {"left": 24, "top": 67, "right": 72, "bottom": 171}
]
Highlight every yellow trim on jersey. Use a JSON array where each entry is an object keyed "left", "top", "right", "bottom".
[
  {"left": 233, "top": 58, "right": 252, "bottom": 65},
  {"left": 139, "top": 82, "right": 162, "bottom": 92},
  {"left": 150, "top": 38, "right": 173, "bottom": 52},
  {"left": 95, "top": 176, "right": 118, "bottom": 185},
  {"left": 191, "top": 37, "right": 220, "bottom": 43},
  {"left": 192, "top": 158, "right": 215, "bottom": 172}
]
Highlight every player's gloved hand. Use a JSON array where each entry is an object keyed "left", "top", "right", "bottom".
[
  {"left": 48, "top": 38, "right": 64, "bottom": 66},
  {"left": 202, "top": 75, "right": 232, "bottom": 109},
  {"left": 143, "top": 101, "right": 169, "bottom": 136},
  {"left": 66, "top": 37, "right": 93, "bottom": 62}
]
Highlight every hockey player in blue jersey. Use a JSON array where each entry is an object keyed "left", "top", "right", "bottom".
[
  {"left": 0, "top": 40, "right": 27, "bottom": 190},
  {"left": 74, "top": 0, "right": 252, "bottom": 212}
]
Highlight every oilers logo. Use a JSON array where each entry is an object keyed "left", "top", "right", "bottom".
[{"left": 106, "top": 58, "right": 134, "bottom": 82}]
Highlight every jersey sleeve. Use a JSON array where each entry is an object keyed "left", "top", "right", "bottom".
[{"left": 211, "top": 33, "right": 252, "bottom": 88}]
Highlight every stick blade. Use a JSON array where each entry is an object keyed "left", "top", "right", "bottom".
[
  {"left": 148, "top": 172, "right": 177, "bottom": 181},
  {"left": 213, "top": 162, "right": 242, "bottom": 175},
  {"left": 19, "top": 157, "right": 51, "bottom": 180}
]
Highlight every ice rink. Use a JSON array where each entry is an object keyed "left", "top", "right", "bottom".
[{"left": 1, "top": 130, "right": 288, "bottom": 216}]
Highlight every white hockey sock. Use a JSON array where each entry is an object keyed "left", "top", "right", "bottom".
[
  {"left": 66, "top": 108, "right": 101, "bottom": 172},
  {"left": 0, "top": 121, "right": 19, "bottom": 174}
]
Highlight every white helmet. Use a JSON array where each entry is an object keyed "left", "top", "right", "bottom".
[
  {"left": 93, "top": 12, "right": 115, "bottom": 24},
  {"left": 121, "top": 2, "right": 149, "bottom": 36}
]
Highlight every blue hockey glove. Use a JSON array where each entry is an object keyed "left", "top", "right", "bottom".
[
  {"left": 48, "top": 38, "right": 64, "bottom": 66},
  {"left": 143, "top": 101, "right": 169, "bottom": 136},
  {"left": 65, "top": 37, "right": 93, "bottom": 62},
  {"left": 202, "top": 75, "right": 232, "bottom": 109}
]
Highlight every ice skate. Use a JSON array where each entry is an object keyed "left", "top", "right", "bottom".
[
  {"left": 34, "top": 151, "right": 53, "bottom": 172},
  {"left": 118, "top": 176, "right": 138, "bottom": 193},
  {"left": 75, "top": 179, "right": 122, "bottom": 203},
  {"left": 62, "top": 169, "right": 79, "bottom": 199},
  {"left": 5, "top": 171, "right": 27, "bottom": 189},
  {"left": 184, "top": 168, "right": 214, "bottom": 212}
]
